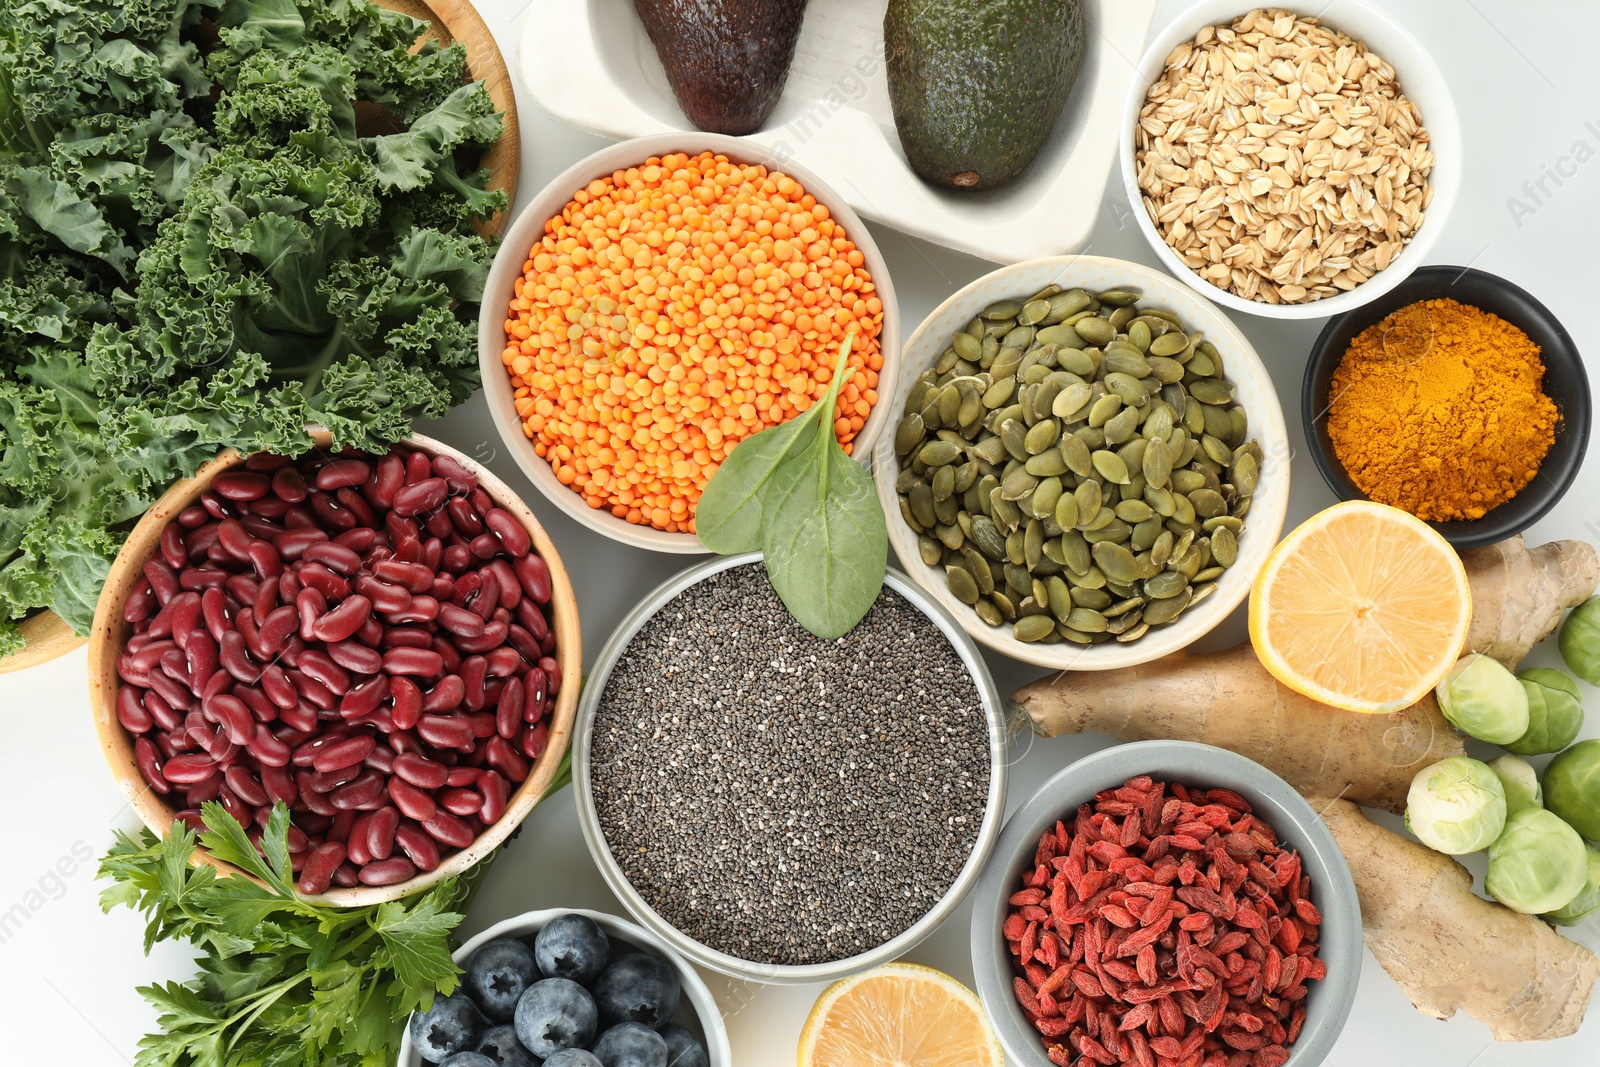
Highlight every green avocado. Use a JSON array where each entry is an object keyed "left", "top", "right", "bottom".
[{"left": 884, "top": 0, "right": 1086, "bottom": 191}]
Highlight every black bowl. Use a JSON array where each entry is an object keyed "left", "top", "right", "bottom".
[{"left": 1302, "top": 265, "right": 1590, "bottom": 549}]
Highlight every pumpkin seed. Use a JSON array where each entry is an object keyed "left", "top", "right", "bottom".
[
  {"left": 1014, "top": 614, "right": 1057, "bottom": 642},
  {"left": 1045, "top": 576, "right": 1073, "bottom": 621},
  {"left": 1058, "top": 347, "right": 1098, "bottom": 375},
  {"left": 1092, "top": 541, "right": 1140, "bottom": 584},
  {"left": 1061, "top": 531, "right": 1092, "bottom": 575},
  {"left": 1103, "top": 405, "right": 1141, "bottom": 446},
  {"left": 1004, "top": 563, "right": 1031, "bottom": 595},
  {"left": 1131, "top": 517, "right": 1165, "bottom": 553},
  {"left": 919, "top": 440, "right": 961, "bottom": 468},
  {"left": 983, "top": 299, "right": 1022, "bottom": 321},
  {"left": 970, "top": 516, "right": 1006, "bottom": 560},
  {"left": 1067, "top": 607, "right": 1108, "bottom": 632},
  {"left": 991, "top": 590, "right": 1018, "bottom": 620},
  {"left": 1060, "top": 434, "right": 1093, "bottom": 477},
  {"left": 1149, "top": 530, "right": 1175, "bottom": 568},
  {"left": 1143, "top": 589, "right": 1192, "bottom": 625},
  {"left": 1031, "top": 477, "right": 1064, "bottom": 519},
  {"left": 982, "top": 377, "right": 1016, "bottom": 409},
  {"left": 935, "top": 522, "right": 965, "bottom": 551},
  {"left": 1025, "top": 419, "right": 1061, "bottom": 454},
  {"left": 945, "top": 564, "right": 980, "bottom": 604},
  {"left": 1189, "top": 488, "right": 1227, "bottom": 518},
  {"left": 974, "top": 599, "right": 1003, "bottom": 626},
  {"left": 1054, "top": 493, "right": 1080, "bottom": 531},
  {"left": 1104, "top": 372, "right": 1147, "bottom": 405},
  {"left": 1074, "top": 479, "right": 1102, "bottom": 521},
  {"left": 1188, "top": 377, "right": 1234, "bottom": 406},
  {"left": 1000, "top": 419, "right": 1028, "bottom": 461},
  {"left": 1145, "top": 570, "right": 1189, "bottom": 599},
  {"left": 1106, "top": 610, "right": 1144, "bottom": 635},
  {"left": 1073, "top": 316, "right": 1117, "bottom": 346},
  {"left": 1024, "top": 520, "right": 1045, "bottom": 570},
  {"left": 917, "top": 535, "right": 942, "bottom": 566},
  {"left": 1087, "top": 394, "right": 1123, "bottom": 429},
  {"left": 907, "top": 481, "right": 935, "bottom": 528},
  {"left": 1201, "top": 433, "right": 1234, "bottom": 467},
  {"left": 990, "top": 491, "right": 1022, "bottom": 533},
  {"left": 899, "top": 499, "right": 924, "bottom": 534},
  {"left": 1025, "top": 450, "right": 1069, "bottom": 477},
  {"left": 1233, "top": 451, "right": 1259, "bottom": 497},
  {"left": 1092, "top": 450, "right": 1131, "bottom": 484},
  {"left": 1149, "top": 330, "right": 1190, "bottom": 357},
  {"left": 1019, "top": 299, "right": 1051, "bottom": 326},
  {"left": 1001, "top": 467, "right": 1039, "bottom": 502},
  {"left": 1210, "top": 526, "right": 1238, "bottom": 568},
  {"left": 1115, "top": 500, "right": 1154, "bottom": 523},
  {"left": 1115, "top": 622, "right": 1150, "bottom": 643}
]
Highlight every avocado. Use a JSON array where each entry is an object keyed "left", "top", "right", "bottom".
[
  {"left": 633, "top": 0, "right": 811, "bottom": 136},
  {"left": 885, "top": 0, "right": 1086, "bottom": 191}
]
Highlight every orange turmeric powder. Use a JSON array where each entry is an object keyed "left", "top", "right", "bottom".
[{"left": 1326, "top": 298, "right": 1557, "bottom": 522}]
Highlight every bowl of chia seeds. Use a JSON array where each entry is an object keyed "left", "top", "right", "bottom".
[{"left": 574, "top": 553, "right": 1009, "bottom": 984}]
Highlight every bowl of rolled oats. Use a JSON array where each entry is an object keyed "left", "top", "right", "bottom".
[{"left": 1120, "top": 2, "right": 1459, "bottom": 319}]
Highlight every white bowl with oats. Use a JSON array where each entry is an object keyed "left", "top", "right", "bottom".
[{"left": 1119, "top": 2, "right": 1460, "bottom": 319}]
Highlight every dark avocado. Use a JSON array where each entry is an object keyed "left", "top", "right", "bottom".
[
  {"left": 885, "top": 0, "right": 1086, "bottom": 191},
  {"left": 633, "top": 0, "right": 811, "bottom": 136}
]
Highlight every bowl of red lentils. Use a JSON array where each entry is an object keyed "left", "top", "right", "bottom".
[{"left": 480, "top": 133, "right": 899, "bottom": 552}]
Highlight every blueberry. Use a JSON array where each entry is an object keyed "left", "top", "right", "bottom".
[
  {"left": 475, "top": 1024, "right": 539, "bottom": 1067},
  {"left": 465, "top": 938, "right": 541, "bottom": 1021},
  {"left": 543, "top": 1052, "right": 604, "bottom": 1067},
  {"left": 592, "top": 953, "right": 681, "bottom": 1029},
  {"left": 410, "top": 992, "right": 486, "bottom": 1064},
  {"left": 535, "top": 913, "right": 611, "bottom": 985},
  {"left": 441, "top": 1055, "right": 499, "bottom": 1067},
  {"left": 592, "top": 1022, "right": 669, "bottom": 1067},
  {"left": 514, "top": 977, "right": 598, "bottom": 1058},
  {"left": 658, "top": 1024, "right": 709, "bottom": 1067}
]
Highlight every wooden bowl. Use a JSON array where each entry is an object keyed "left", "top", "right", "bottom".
[
  {"left": 374, "top": 0, "right": 520, "bottom": 236},
  {"left": 0, "top": 610, "right": 86, "bottom": 675},
  {"left": 87, "top": 431, "right": 581, "bottom": 907}
]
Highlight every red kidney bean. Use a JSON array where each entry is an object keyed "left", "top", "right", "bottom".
[
  {"left": 279, "top": 701, "right": 318, "bottom": 733},
  {"left": 135, "top": 738, "right": 171, "bottom": 793},
  {"left": 515, "top": 599, "right": 551, "bottom": 646},
  {"left": 251, "top": 575, "right": 278, "bottom": 622},
  {"left": 130, "top": 639, "right": 178, "bottom": 672},
  {"left": 336, "top": 532, "right": 380, "bottom": 559},
  {"left": 216, "top": 518, "right": 256, "bottom": 562},
  {"left": 240, "top": 514, "right": 284, "bottom": 542},
  {"left": 519, "top": 722, "right": 548, "bottom": 765},
  {"left": 469, "top": 533, "right": 500, "bottom": 560},
  {"left": 363, "top": 744, "right": 395, "bottom": 774},
  {"left": 246, "top": 541, "right": 282, "bottom": 580},
  {"left": 298, "top": 651, "right": 351, "bottom": 696},
  {"left": 201, "top": 586, "right": 232, "bottom": 642},
  {"left": 172, "top": 809, "right": 208, "bottom": 835},
  {"left": 455, "top": 621, "right": 508, "bottom": 656},
  {"left": 199, "top": 491, "right": 233, "bottom": 521},
  {"left": 439, "top": 787, "right": 482, "bottom": 817},
  {"left": 328, "top": 811, "right": 357, "bottom": 846},
  {"left": 316, "top": 459, "right": 371, "bottom": 491},
  {"left": 256, "top": 604, "right": 298, "bottom": 657},
  {"left": 145, "top": 691, "right": 183, "bottom": 732},
  {"left": 485, "top": 736, "right": 530, "bottom": 782},
  {"left": 335, "top": 486, "right": 378, "bottom": 529},
  {"left": 274, "top": 527, "right": 328, "bottom": 561},
  {"left": 479, "top": 771, "right": 508, "bottom": 824},
  {"left": 425, "top": 509, "right": 454, "bottom": 540},
  {"left": 293, "top": 732, "right": 350, "bottom": 768},
  {"left": 432, "top": 604, "right": 483, "bottom": 641},
  {"left": 164, "top": 753, "right": 217, "bottom": 784},
  {"left": 446, "top": 766, "right": 480, "bottom": 788},
  {"left": 313, "top": 735, "right": 376, "bottom": 773},
  {"left": 283, "top": 823, "right": 309, "bottom": 855},
  {"left": 298, "top": 840, "right": 346, "bottom": 894},
  {"left": 214, "top": 470, "right": 271, "bottom": 501},
  {"left": 396, "top": 822, "right": 440, "bottom": 871},
  {"left": 421, "top": 675, "right": 465, "bottom": 713},
  {"left": 180, "top": 562, "right": 228, "bottom": 590},
  {"left": 159, "top": 524, "right": 187, "bottom": 570},
  {"left": 246, "top": 452, "right": 289, "bottom": 472},
  {"left": 330, "top": 862, "right": 361, "bottom": 888},
  {"left": 116, "top": 687, "right": 154, "bottom": 739},
  {"left": 447, "top": 497, "right": 483, "bottom": 537},
  {"left": 249, "top": 732, "right": 293, "bottom": 771},
  {"left": 339, "top": 675, "right": 390, "bottom": 720},
  {"left": 386, "top": 595, "right": 438, "bottom": 624},
  {"left": 354, "top": 613, "right": 383, "bottom": 648},
  {"left": 381, "top": 627, "right": 433, "bottom": 650},
  {"left": 250, "top": 494, "right": 290, "bottom": 520},
  {"left": 505, "top": 625, "right": 540, "bottom": 667},
  {"left": 394, "top": 534, "right": 423, "bottom": 565},
  {"left": 471, "top": 570, "right": 501, "bottom": 621},
  {"left": 187, "top": 771, "right": 224, "bottom": 805},
  {"left": 296, "top": 587, "right": 328, "bottom": 641},
  {"left": 441, "top": 544, "right": 472, "bottom": 573},
  {"left": 310, "top": 595, "right": 371, "bottom": 644},
  {"left": 393, "top": 751, "right": 449, "bottom": 789},
  {"left": 428, "top": 637, "right": 461, "bottom": 677},
  {"left": 373, "top": 559, "right": 434, "bottom": 593},
  {"left": 538, "top": 657, "right": 562, "bottom": 694},
  {"left": 485, "top": 647, "right": 522, "bottom": 680},
  {"left": 404, "top": 451, "right": 433, "bottom": 484},
  {"left": 367, "top": 806, "right": 400, "bottom": 861},
  {"left": 417, "top": 715, "right": 474, "bottom": 751},
  {"left": 389, "top": 776, "right": 437, "bottom": 822},
  {"left": 347, "top": 821, "right": 376, "bottom": 867},
  {"left": 206, "top": 694, "right": 256, "bottom": 746},
  {"left": 432, "top": 454, "right": 476, "bottom": 492},
  {"left": 354, "top": 575, "right": 411, "bottom": 615},
  {"left": 185, "top": 630, "right": 218, "bottom": 683},
  {"left": 232, "top": 681, "right": 272, "bottom": 719},
  {"left": 482, "top": 559, "right": 521, "bottom": 611},
  {"left": 495, "top": 678, "right": 523, "bottom": 740},
  {"left": 389, "top": 675, "right": 423, "bottom": 731},
  {"left": 383, "top": 647, "right": 444, "bottom": 677},
  {"left": 459, "top": 655, "right": 489, "bottom": 711},
  {"left": 225, "top": 766, "right": 268, "bottom": 807},
  {"left": 257, "top": 664, "right": 295, "bottom": 708},
  {"left": 422, "top": 811, "right": 474, "bottom": 849},
  {"left": 370, "top": 453, "right": 405, "bottom": 509},
  {"left": 145, "top": 668, "right": 192, "bottom": 712},
  {"left": 515, "top": 554, "right": 553, "bottom": 604},
  {"left": 392, "top": 477, "right": 447, "bottom": 518},
  {"left": 124, "top": 577, "right": 158, "bottom": 623},
  {"left": 177, "top": 505, "right": 210, "bottom": 528},
  {"left": 304, "top": 541, "right": 362, "bottom": 576},
  {"left": 387, "top": 512, "right": 420, "bottom": 543},
  {"left": 326, "top": 639, "right": 382, "bottom": 675},
  {"left": 272, "top": 465, "right": 309, "bottom": 503},
  {"left": 483, "top": 509, "right": 530, "bottom": 557},
  {"left": 310, "top": 490, "right": 357, "bottom": 531}
]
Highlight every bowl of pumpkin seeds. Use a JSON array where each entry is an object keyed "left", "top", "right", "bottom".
[{"left": 872, "top": 256, "right": 1290, "bottom": 670}]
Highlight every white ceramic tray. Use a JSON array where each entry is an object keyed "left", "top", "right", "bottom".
[{"left": 517, "top": 0, "right": 1157, "bottom": 264}]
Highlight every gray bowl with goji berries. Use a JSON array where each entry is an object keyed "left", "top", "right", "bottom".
[{"left": 970, "top": 740, "right": 1359, "bottom": 1067}]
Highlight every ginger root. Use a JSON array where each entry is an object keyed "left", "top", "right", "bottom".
[
  {"left": 1315, "top": 799, "right": 1599, "bottom": 1041},
  {"left": 1462, "top": 536, "right": 1599, "bottom": 666},
  {"left": 1013, "top": 644, "right": 1459, "bottom": 813}
]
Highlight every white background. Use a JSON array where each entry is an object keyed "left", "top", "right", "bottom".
[{"left": 2, "top": 1, "right": 1599, "bottom": 1064}]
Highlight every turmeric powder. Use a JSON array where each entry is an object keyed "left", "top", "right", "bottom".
[{"left": 1326, "top": 298, "right": 1558, "bottom": 521}]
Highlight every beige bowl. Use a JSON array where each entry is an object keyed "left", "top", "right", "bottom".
[
  {"left": 477, "top": 131, "right": 900, "bottom": 553},
  {"left": 87, "top": 430, "right": 582, "bottom": 907},
  {"left": 872, "top": 256, "right": 1290, "bottom": 672},
  {"left": 0, "top": 610, "right": 85, "bottom": 675}
]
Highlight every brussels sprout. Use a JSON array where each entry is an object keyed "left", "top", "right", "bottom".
[
  {"left": 1488, "top": 754, "right": 1542, "bottom": 816},
  {"left": 1486, "top": 807, "right": 1589, "bottom": 914},
  {"left": 1435, "top": 654, "right": 1529, "bottom": 745},
  {"left": 1559, "top": 595, "right": 1600, "bottom": 686},
  {"left": 1545, "top": 844, "right": 1600, "bottom": 926},
  {"left": 1544, "top": 739, "right": 1600, "bottom": 841},
  {"left": 1505, "top": 668, "right": 1585, "bottom": 755},
  {"left": 1404, "top": 756, "right": 1506, "bottom": 855}
]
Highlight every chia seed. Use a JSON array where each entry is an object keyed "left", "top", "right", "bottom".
[{"left": 589, "top": 563, "right": 993, "bottom": 966}]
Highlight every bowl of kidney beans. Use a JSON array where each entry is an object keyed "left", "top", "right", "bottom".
[
  {"left": 970, "top": 740, "right": 1361, "bottom": 1067},
  {"left": 88, "top": 430, "right": 581, "bottom": 905}
]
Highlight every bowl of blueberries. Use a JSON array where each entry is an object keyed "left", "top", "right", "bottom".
[{"left": 400, "top": 907, "right": 730, "bottom": 1067}]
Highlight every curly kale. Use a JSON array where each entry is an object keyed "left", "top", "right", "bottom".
[{"left": 0, "top": 0, "right": 504, "bottom": 651}]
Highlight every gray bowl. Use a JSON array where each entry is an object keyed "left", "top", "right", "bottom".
[
  {"left": 574, "top": 552, "right": 1009, "bottom": 984},
  {"left": 971, "top": 740, "right": 1361, "bottom": 1067}
]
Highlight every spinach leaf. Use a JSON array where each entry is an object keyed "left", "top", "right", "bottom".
[{"left": 759, "top": 338, "right": 887, "bottom": 638}]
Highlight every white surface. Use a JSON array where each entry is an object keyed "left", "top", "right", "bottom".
[
  {"left": 1118, "top": 0, "right": 1463, "bottom": 319},
  {"left": 518, "top": 0, "right": 1157, "bottom": 263},
  {"left": 873, "top": 255, "right": 1291, "bottom": 671},
  {"left": 2, "top": 1, "right": 1599, "bottom": 1065},
  {"left": 395, "top": 908, "right": 732, "bottom": 1067},
  {"left": 475, "top": 131, "right": 902, "bottom": 554}
]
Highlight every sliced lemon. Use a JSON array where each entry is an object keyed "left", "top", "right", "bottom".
[
  {"left": 797, "top": 962, "right": 1003, "bottom": 1067},
  {"left": 1249, "top": 500, "right": 1470, "bottom": 713}
]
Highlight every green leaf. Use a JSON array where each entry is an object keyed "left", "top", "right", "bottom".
[
  {"left": 759, "top": 337, "right": 888, "bottom": 638},
  {"left": 695, "top": 393, "right": 827, "bottom": 554}
]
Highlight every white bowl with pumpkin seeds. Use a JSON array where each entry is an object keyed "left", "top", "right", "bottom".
[{"left": 873, "top": 256, "right": 1290, "bottom": 671}]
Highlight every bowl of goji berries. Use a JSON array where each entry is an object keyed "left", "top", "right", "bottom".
[{"left": 970, "top": 740, "right": 1360, "bottom": 1067}]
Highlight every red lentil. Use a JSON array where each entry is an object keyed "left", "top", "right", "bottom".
[{"left": 1004, "top": 776, "right": 1326, "bottom": 1067}]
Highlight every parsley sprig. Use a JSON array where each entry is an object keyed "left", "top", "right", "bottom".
[{"left": 99, "top": 802, "right": 475, "bottom": 1067}]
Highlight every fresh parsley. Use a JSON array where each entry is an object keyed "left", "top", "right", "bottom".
[
  {"left": 696, "top": 334, "right": 888, "bottom": 638},
  {"left": 99, "top": 802, "right": 473, "bottom": 1067}
]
